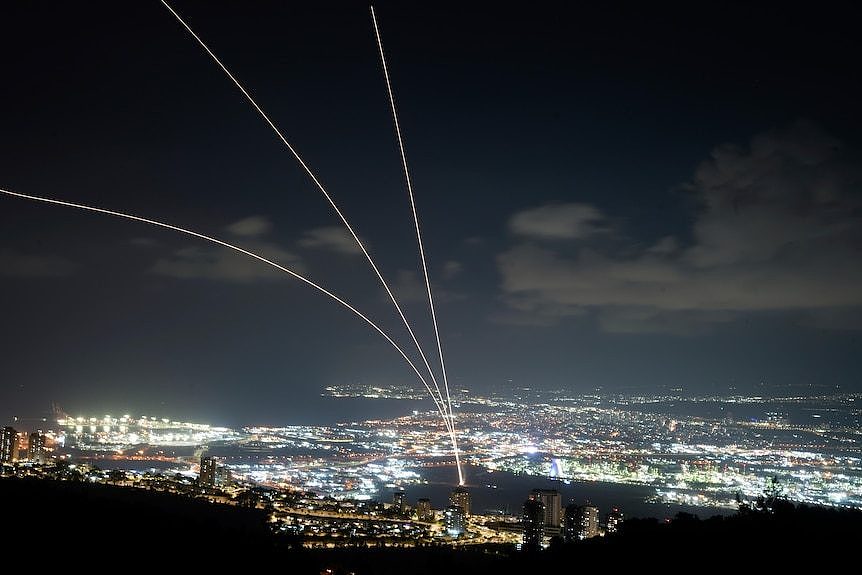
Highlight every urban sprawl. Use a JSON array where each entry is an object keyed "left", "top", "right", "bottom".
[{"left": 2, "top": 386, "right": 859, "bottom": 547}]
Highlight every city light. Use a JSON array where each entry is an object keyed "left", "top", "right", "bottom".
[{"left": 3, "top": 386, "right": 861, "bottom": 547}]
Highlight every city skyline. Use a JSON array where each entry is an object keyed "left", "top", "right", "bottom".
[
  {"left": 2, "top": 3, "right": 862, "bottom": 429},
  {"left": 4, "top": 383, "right": 860, "bottom": 514},
  {"left": 3, "top": 377, "right": 860, "bottom": 557}
]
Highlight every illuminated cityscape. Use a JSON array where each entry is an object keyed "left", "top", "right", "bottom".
[{"left": 2, "top": 386, "right": 860, "bottom": 548}]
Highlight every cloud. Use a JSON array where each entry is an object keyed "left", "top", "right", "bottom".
[
  {"left": 129, "top": 237, "right": 159, "bottom": 248},
  {"left": 225, "top": 216, "right": 273, "bottom": 238},
  {"left": 392, "top": 270, "right": 426, "bottom": 303},
  {"left": 0, "top": 249, "right": 76, "bottom": 278},
  {"left": 488, "top": 309, "right": 569, "bottom": 327},
  {"left": 442, "top": 260, "right": 463, "bottom": 280},
  {"left": 150, "top": 216, "right": 303, "bottom": 283},
  {"left": 390, "top": 269, "right": 467, "bottom": 305},
  {"left": 298, "top": 226, "right": 362, "bottom": 255},
  {"left": 509, "top": 202, "right": 609, "bottom": 240},
  {"left": 151, "top": 244, "right": 303, "bottom": 283},
  {"left": 595, "top": 307, "right": 736, "bottom": 336},
  {"left": 496, "top": 121, "right": 862, "bottom": 332}
]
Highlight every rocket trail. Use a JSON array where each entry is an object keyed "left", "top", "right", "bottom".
[
  {"left": 370, "top": 6, "right": 463, "bottom": 484},
  {"left": 369, "top": 7, "right": 445, "bottom": 410},
  {"left": 159, "top": 1, "right": 449, "bottom": 426},
  {"left": 0, "top": 187, "right": 453, "bottom": 430}
]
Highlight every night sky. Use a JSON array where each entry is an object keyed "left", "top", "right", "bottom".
[{"left": 2, "top": 2, "right": 860, "bottom": 426}]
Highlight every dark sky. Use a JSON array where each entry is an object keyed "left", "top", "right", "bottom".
[{"left": 1, "top": 1, "right": 861, "bottom": 426}]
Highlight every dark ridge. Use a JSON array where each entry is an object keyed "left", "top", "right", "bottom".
[{"left": 4, "top": 478, "right": 859, "bottom": 572}]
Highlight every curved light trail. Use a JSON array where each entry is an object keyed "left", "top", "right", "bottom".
[
  {"left": 159, "top": 1, "right": 450, "bottom": 427},
  {"left": 0, "top": 187, "right": 454, "bottom": 434},
  {"left": 371, "top": 6, "right": 463, "bottom": 485}
]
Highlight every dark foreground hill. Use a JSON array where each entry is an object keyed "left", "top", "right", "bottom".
[{"left": 2, "top": 478, "right": 859, "bottom": 573}]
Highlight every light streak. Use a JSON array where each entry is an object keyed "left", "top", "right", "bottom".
[
  {"left": 159, "top": 1, "right": 448, "bottom": 427},
  {"left": 370, "top": 6, "right": 462, "bottom": 485},
  {"left": 0, "top": 187, "right": 453, "bottom": 430}
]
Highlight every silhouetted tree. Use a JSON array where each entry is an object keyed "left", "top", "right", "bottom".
[
  {"left": 108, "top": 469, "right": 126, "bottom": 484},
  {"left": 755, "top": 475, "right": 784, "bottom": 513}
]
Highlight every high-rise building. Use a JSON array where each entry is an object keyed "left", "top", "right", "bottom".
[
  {"left": 605, "top": 508, "right": 624, "bottom": 534},
  {"left": 215, "top": 464, "right": 232, "bottom": 487},
  {"left": 449, "top": 486, "right": 471, "bottom": 516},
  {"left": 563, "top": 504, "right": 580, "bottom": 542},
  {"left": 443, "top": 505, "right": 465, "bottom": 537},
  {"left": 522, "top": 498, "right": 545, "bottom": 551},
  {"left": 416, "top": 498, "right": 433, "bottom": 522},
  {"left": 530, "top": 489, "right": 561, "bottom": 534},
  {"left": 579, "top": 505, "right": 600, "bottom": 539},
  {"left": 563, "top": 504, "right": 600, "bottom": 540},
  {"left": 27, "top": 432, "right": 45, "bottom": 463},
  {"left": 393, "top": 490, "right": 406, "bottom": 514},
  {"left": 1, "top": 427, "right": 19, "bottom": 464},
  {"left": 199, "top": 455, "right": 217, "bottom": 486}
]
